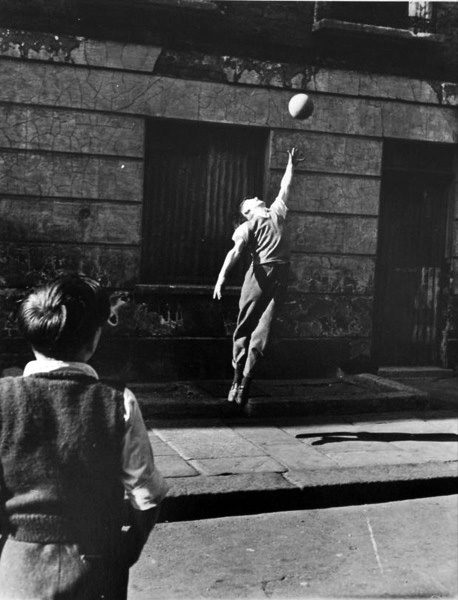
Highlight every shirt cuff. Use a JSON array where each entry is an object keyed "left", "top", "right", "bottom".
[{"left": 126, "top": 469, "right": 169, "bottom": 511}]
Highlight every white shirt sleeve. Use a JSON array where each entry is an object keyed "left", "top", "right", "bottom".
[
  {"left": 269, "top": 197, "right": 288, "bottom": 220},
  {"left": 121, "top": 387, "right": 169, "bottom": 511}
]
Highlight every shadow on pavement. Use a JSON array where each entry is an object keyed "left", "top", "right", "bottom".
[{"left": 296, "top": 431, "right": 458, "bottom": 444}]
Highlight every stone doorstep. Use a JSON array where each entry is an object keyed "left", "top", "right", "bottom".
[
  {"left": 131, "top": 375, "right": 426, "bottom": 396},
  {"left": 132, "top": 374, "right": 435, "bottom": 419},
  {"left": 377, "top": 366, "right": 455, "bottom": 379}
]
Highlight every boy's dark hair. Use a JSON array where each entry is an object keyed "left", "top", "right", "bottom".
[{"left": 18, "top": 272, "right": 110, "bottom": 359}]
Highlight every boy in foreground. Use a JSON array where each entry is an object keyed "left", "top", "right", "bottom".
[{"left": 0, "top": 272, "right": 168, "bottom": 599}]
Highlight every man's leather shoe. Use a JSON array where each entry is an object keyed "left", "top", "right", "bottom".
[
  {"left": 227, "top": 383, "right": 238, "bottom": 403},
  {"left": 235, "top": 377, "right": 252, "bottom": 408}
]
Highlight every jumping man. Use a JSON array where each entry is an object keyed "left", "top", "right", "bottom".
[{"left": 213, "top": 147, "right": 303, "bottom": 407}]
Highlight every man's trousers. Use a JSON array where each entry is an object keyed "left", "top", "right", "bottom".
[{"left": 233, "top": 262, "right": 289, "bottom": 377}]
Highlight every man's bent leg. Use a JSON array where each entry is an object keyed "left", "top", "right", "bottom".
[
  {"left": 243, "top": 297, "right": 276, "bottom": 377},
  {"left": 232, "top": 265, "right": 264, "bottom": 369},
  {"left": 243, "top": 263, "right": 289, "bottom": 377},
  {"left": 231, "top": 265, "right": 265, "bottom": 403},
  {"left": 233, "top": 264, "right": 288, "bottom": 407},
  {"left": 236, "top": 297, "right": 276, "bottom": 408}
]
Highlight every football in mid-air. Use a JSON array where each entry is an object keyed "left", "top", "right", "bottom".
[{"left": 288, "top": 93, "right": 314, "bottom": 120}]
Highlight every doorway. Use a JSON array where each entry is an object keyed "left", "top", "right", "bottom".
[{"left": 373, "top": 140, "right": 454, "bottom": 366}]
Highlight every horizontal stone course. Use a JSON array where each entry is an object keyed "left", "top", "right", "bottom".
[
  {"left": 0, "top": 105, "right": 144, "bottom": 157},
  {"left": 289, "top": 254, "right": 375, "bottom": 295},
  {"left": 2, "top": 28, "right": 457, "bottom": 108},
  {"left": 0, "top": 243, "right": 141, "bottom": 287},
  {"left": 0, "top": 151, "right": 143, "bottom": 201},
  {"left": 289, "top": 214, "right": 378, "bottom": 255},
  {"left": 276, "top": 294, "right": 373, "bottom": 338},
  {"left": 271, "top": 132, "right": 383, "bottom": 176},
  {"left": 0, "top": 198, "right": 141, "bottom": 244},
  {"left": 1, "top": 58, "right": 456, "bottom": 142},
  {"left": 269, "top": 172, "right": 381, "bottom": 215}
]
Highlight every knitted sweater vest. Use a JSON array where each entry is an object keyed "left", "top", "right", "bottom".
[{"left": 0, "top": 372, "right": 125, "bottom": 555}]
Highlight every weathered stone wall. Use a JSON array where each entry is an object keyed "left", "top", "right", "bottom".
[{"left": 0, "top": 27, "right": 457, "bottom": 379}]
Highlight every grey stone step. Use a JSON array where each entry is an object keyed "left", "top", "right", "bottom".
[
  {"left": 130, "top": 374, "right": 440, "bottom": 419},
  {"left": 378, "top": 366, "right": 455, "bottom": 379}
]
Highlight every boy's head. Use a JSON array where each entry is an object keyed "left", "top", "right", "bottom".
[{"left": 18, "top": 272, "right": 110, "bottom": 361}]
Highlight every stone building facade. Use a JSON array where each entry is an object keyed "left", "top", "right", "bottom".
[{"left": 0, "top": 1, "right": 457, "bottom": 380}]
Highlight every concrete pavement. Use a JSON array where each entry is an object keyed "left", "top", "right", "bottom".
[
  {"left": 131, "top": 374, "right": 458, "bottom": 521},
  {"left": 129, "top": 494, "right": 458, "bottom": 599}
]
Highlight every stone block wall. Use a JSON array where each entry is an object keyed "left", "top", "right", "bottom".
[{"left": 0, "top": 27, "right": 457, "bottom": 379}]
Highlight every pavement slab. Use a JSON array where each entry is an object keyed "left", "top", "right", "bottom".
[
  {"left": 129, "top": 495, "right": 458, "bottom": 599},
  {"left": 259, "top": 443, "right": 340, "bottom": 470},
  {"left": 156, "top": 455, "right": 199, "bottom": 478},
  {"left": 147, "top": 432, "right": 181, "bottom": 456},
  {"left": 226, "top": 423, "right": 301, "bottom": 446},
  {"left": 326, "top": 449, "right": 422, "bottom": 467},
  {"left": 153, "top": 422, "right": 266, "bottom": 461}
]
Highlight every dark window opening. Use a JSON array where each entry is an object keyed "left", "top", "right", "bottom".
[{"left": 141, "top": 119, "right": 268, "bottom": 285}]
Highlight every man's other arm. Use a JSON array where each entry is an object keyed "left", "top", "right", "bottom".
[{"left": 213, "top": 237, "right": 246, "bottom": 300}]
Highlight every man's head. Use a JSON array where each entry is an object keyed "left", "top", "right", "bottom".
[
  {"left": 239, "top": 197, "right": 266, "bottom": 220},
  {"left": 18, "top": 272, "right": 110, "bottom": 361}
]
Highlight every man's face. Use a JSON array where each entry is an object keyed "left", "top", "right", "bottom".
[{"left": 241, "top": 197, "right": 265, "bottom": 219}]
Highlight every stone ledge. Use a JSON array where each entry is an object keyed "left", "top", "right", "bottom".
[
  {"left": 312, "top": 18, "right": 444, "bottom": 43},
  {"left": 159, "top": 461, "right": 458, "bottom": 522},
  {"left": 135, "top": 284, "right": 240, "bottom": 296}
]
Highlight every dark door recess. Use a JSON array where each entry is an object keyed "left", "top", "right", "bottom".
[{"left": 373, "top": 140, "right": 453, "bottom": 366}]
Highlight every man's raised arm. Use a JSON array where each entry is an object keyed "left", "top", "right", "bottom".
[{"left": 275, "top": 147, "right": 304, "bottom": 205}]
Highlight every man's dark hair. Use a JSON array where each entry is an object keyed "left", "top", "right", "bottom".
[
  {"left": 18, "top": 272, "right": 110, "bottom": 359},
  {"left": 234, "top": 196, "right": 253, "bottom": 227},
  {"left": 239, "top": 196, "right": 252, "bottom": 216}
]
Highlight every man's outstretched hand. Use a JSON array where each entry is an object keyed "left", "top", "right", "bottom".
[{"left": 288, "top": 147, "right": 305, "bottom": 167}]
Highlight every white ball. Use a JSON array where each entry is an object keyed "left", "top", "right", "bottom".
[{"left": 288, "top": 93, "right": 314, "bottom": 120}]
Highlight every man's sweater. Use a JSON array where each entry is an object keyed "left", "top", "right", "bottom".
[{"left": 0, "top": 372, "right": 126, "bottom": 555}]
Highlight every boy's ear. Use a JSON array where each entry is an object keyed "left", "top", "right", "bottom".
[
  {"left": 91, "top": 327, "right": 102, "bottom": 350},
  {"left": 79, "top": 327, "right": 102, "bottom": 362}
]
